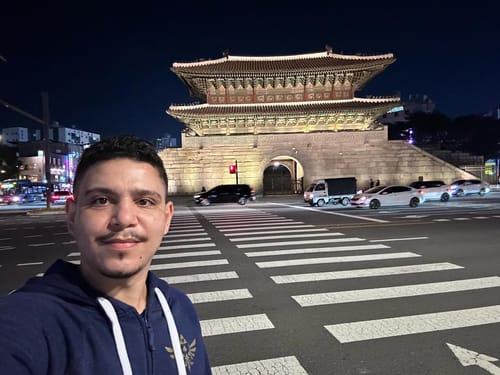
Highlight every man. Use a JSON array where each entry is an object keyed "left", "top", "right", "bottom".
[{"left": 0, "top": 135, "right": 212, "bottom": 374}]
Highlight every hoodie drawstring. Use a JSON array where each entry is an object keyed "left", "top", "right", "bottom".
[
  {"left": 97, "top": 297, "right": 133, "bottom": 375},
  {"left": 154, "top": 287, "right": 187, "bottom": 375},
  {"left": 97, "top": 288, "right": 187, "bottom": 375}
]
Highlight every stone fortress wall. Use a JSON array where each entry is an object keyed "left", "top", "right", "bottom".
[{"left": 160, "top": 127, "right": 477, "bottom": 195}]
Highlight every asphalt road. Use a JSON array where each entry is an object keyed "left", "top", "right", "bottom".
[{"left": 1, "top": 194, "right": 500, "bottom": 374}]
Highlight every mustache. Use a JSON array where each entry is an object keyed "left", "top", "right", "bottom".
[{"left": 97, "top": 231, "right": 147, "bottom": 243}]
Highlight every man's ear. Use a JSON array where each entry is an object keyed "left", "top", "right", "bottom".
[
  {"left": 163, "top": 200, "right": 174, "bottom": 235},
  {"left": 65, "top": 196, "right": 76, "bottom": 236}
]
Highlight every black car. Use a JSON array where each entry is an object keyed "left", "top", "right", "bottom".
[{"left": 193, "top": 184, "right": 256, "bottom": 205}]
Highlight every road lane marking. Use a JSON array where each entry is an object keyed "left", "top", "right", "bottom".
[
  {"left": 256, "top": 252, "right": 421, "bottom": 268},
  {"left": 271, "top": 263, "right": 462, "bottom": 284},
  {"left": 214, "top": 222, "right": 301, "bottom": 230},
  {"left": 17, "top": 262, "right": 44, "bottom": 266},
  {"left": 212, "top": 356, "right": 308, "bottom": 375},
  {"left": 158, "top": 243, "right": 216, "bottom": 250},
  {"left": 162, "top": 271, "right": 239, "bottom": 284},
  {"left": 293, "top": 277, "right": 500, "bottom": 306},
  {"left": 201, "top": 313, "right": 274, "bottom": 337},
  {"left": 161, "top": 236, "right": 211, "bottom": 243},
  {"left": 369, "top": 236, "right": 428, "bottom": 242},
  {"left": 236, "top": 237, "right": 365, "bottom": 249},
  {"left": 166, "top": 232, "right": 207, "bottom": 238},
  {"left": 153, "top": 250, "right": 221, "bottom": 259},
  {"left": 447, "top": 343, "right": 500, "bottom": 374},
  {"left": 149, "top": 259, "right": 229, "bottom": 270},
  {"left": 220, "top": 224, "right": 312, "bottom": 232},
  {"left": 230, "top": 232, "right": 344, "bottom": 242},
  {"left": 27, "top": 242, "right": 55, "bottom": 247},
  {"left": 245, "top": 244, "right": 389, "bottom": 257},
  {"left": 187, "top": 288, "right": 253, "bottom": 304},
  {"left": 167, "top": 228, "right": 205, "bottom": 234},
  {"left": 269, "top": 202, "right": 389, "bottom": 223},
  {"left": 224, "top": 228, "right": 326, "bottom": 236},
  {"left": 325, "top": 305, "right": 500, "bottom": 343}
]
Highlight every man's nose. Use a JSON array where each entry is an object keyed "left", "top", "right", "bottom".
[{"left": 110, "top": 200, "right": 138, "bottom": 228}]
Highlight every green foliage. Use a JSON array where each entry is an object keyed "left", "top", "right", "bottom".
[{"left": 0, "top": 145, "right": 20, "bottom": 180}]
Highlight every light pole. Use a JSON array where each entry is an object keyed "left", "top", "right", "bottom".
[{"left": 0, "top": 93, "right": 52, "bottom": 208}]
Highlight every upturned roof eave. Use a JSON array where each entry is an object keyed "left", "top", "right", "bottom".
[{"left": 167, "top": 97, "right": 401, "bottom": 117}]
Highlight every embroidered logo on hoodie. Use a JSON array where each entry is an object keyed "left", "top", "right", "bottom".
[{"left": 166, "top": 334, "right": 197, "bottom": 371}]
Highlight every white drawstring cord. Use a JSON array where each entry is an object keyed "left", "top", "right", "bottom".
[
  {"left": 154, "top": 287, "right": 187, "bottom": 375},
  {"left": 97, "top": 297, "right": 133, "bottom": 375},
  {"left": 98, "top": 289, "right": 187, "bottom": 375}
]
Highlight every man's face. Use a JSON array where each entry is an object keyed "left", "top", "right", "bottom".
[{"left": 66, "top": 158, "right": 173, "bottom": 282}]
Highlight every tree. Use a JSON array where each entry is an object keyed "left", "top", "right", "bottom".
[{"left": 0, "top": 145, "right": 20, "bottom": 180}]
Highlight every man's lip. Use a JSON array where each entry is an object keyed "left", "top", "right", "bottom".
[{"left": 101, "top": 239, "right": 140, "bottom": 244}]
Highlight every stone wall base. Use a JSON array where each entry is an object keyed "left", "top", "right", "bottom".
[{"left": 159, "top": 128, "right": 478, "bottom": 195}]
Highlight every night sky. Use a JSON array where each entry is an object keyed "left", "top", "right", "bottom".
[{"left": 1, "top": 2, "right": 499, "bottom": 142}]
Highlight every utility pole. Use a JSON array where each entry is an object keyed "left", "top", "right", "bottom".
[
  {"left": 0, "top": 93, "right": 52, "bottom": 208},
  {"left": 42, "top": 92, "right": 52, "bottom": 209}
]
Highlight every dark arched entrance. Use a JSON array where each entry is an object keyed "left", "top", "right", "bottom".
[{"left": 263, "top": 164, "right": 292, "bottom": 195}]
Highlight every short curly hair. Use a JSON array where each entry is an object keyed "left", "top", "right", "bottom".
[{"left": 73, "top": 135, "right": 168, "bottom": 197}]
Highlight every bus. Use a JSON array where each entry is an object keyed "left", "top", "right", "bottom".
[{"left": 0, "top": 179, "right": 48, "bottom": 204}]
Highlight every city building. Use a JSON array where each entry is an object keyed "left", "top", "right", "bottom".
[
  {"left": 1, "top": 127, "right": 31, "bottom": 146},
  {"left": 161, "top": 48, "right": 476, "bottom": 195},
  {"left": 50, "top": 123, "right": 100, "bottom": 145},
  {"left": 155, "top": 133, "right": 178, "bottom": 151},
  {"left": 377, "top": 94, "right": 436, "bottom": 125},
  {"left": 0, "top": 123, "right": 100, "bottom": 189}
]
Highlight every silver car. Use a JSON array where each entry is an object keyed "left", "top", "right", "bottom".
[
  {"left": 351, "top": 185, "right": 424, "bottom": 209},
  {"left": 409, "top": 180, "right": 453, "bottom": 202},
  {"left": 449, "top": 179, "right": 490, "bottom": 197}
]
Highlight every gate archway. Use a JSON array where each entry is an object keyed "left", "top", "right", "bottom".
[{"left": 263, "top": 157, "right": 304, "bottom": 195}]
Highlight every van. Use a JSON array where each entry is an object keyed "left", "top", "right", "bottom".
[{"left": 193, "top": 184, "right": 256, "bottom": 205}]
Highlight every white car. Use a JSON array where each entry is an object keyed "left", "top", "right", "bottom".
[
  {"left": 449, "top": 179, "right": 490, "bottom": 197},
  {"left": 350, "top": 185, "right": 424, "bottom": 209},
  {"left": 409, "top": 180, "right": 453, "bottom": 202}
]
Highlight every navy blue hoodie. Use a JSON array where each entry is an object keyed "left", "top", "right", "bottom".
[{"left": 0, "top": 260, "right": 212, "bottom": 374}]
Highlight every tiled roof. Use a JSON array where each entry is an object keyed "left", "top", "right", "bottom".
[
  {"left": 168, "top": 97, "right": 400, "bottom": 117},
  {"left": 171, "top": 51, "right": 395, "bottom": 75}
]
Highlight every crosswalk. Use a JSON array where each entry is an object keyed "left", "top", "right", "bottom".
[{"left": 64, "top": 205, "right": 500, "bottom": 374}]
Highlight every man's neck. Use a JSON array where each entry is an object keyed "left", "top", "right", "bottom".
[{"left": 81, "top": 267, "right": 149, "bottom": 313}]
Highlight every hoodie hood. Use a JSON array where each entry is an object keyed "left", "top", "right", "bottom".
[
  {"left": 15, "top": 259, "right": 101, "bottom": 308},
  {"left": 11, "top": 259, "right": 191, "bottom": 375}
]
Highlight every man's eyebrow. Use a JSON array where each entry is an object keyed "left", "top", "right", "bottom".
[
  {"left": 81, "top": 188, "right": 163, "bottom": 200},
  {"left": 133, "top": 189, "right": 164, "bottom": 201},
  {"left": 82, "top": 187, "right": 116, "bottom": 196}
]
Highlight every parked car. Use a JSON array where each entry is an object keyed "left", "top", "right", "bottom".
[
  {"left": 350, "top": 185, "right": 424, "bottom": 209},
  {"left": 49, "top": 191, "right": 73, "bottom": 204},
  {"left": 193, "top": 184, "right": 256, "bottom": 206},
  {"left": 0, "top": 194, "right": 24, "bottom": 205},
  {"left": 449, "top": 179, "right": 490, "bottom": 197},
  {"left": 409, "top": 180, "right": 453, "bottom": 202}
]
